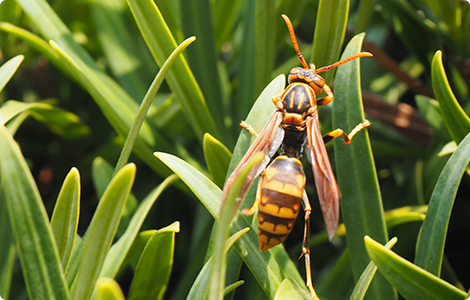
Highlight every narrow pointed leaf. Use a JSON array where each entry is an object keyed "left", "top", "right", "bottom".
[
  {"left": 70, "top": 164, "right": 136, "bottom": 300},
  {"left": 431, "top": 51, "right": 470, "bottom": 144},
  {"left": 253, "top": 0, "right": 277, "bottom": 97},
  {"left": 0, "top": 55, "right": 23, "bottom": 94},
  {"left": 203, "top": 133, "right": 232, "bottom": 189},
  {"left": 128, "top": 222, "right": 180, "bottom": 300},
  {"left": 223, "top": 280, "right": 244, "bottom": 296},
  {"left": 350, "top": 237, "right": 398, "bottom": 300},
  {"left": 0, "top": 23, "right": 67, "bottom": 77},
  {"left": 114, "top": 36, "right": 196, "bottom": 173},
  {"left": 91, "top": 157, "right": 138, "bottom": 237},
  {"left": 209, "top": 153, "right": 263, "bottom": 300},
  {"left": 0, "top": 190, "right": 15, "bottom": 300},
  {"left": 187, "top": 228, "right": 250, "bottom": 300},
  {"left": 0, "top": 125, "right": 69, "bottom": 300},
  {"left": 415, "top": 95, "right": 452, "bottom": 143},
  {"left": 415, "top": 131, "right": 470, "bottom": 276},
  {"left": 127, "top": 0, "right": 218, "bottom": 139},
  {"left": 48, "top": 40, "right": 173, "bottom": 174},
  {"left": 333, "top": 34, "right": 395, "bottom": 299},
  {"left": 213, "top": 0, "right": 244, "bottom": 49},
  {"left": 92, "top": 278, "right": 125, "bottom": 300},
  {"left": 311, "top": 0, "right": 349, "bottom": 83},
  {"left": 100, "top": 175, "right": 178, "bottom": 278},
  {"left": 0, "top": 100, "right": 89, "bottom": 137},
  {"left": 91, "top": 0, "right": 153, "bottom": 101},
  {"left": 355, "top": 0, "right": 375, "bottom": 34},
  {"left": 365, "top": 236, "right": 467, "bottom": 300},
  {"left": 51, "top": 167, "right": 80, "bottom": 273},
  {"left": 181, "top": 0, "right": 225, "bottom": 133}
]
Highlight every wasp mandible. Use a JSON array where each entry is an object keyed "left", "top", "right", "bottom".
[{"left": 221, "top": 14, "right": 372, "bottom": 298}]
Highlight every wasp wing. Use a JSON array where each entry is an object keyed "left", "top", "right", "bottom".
[
  {"left": 221, "top": 110, "right": 284, "bottom": 216},
  {"left": 305, "top": 114, "right": 341, "bottom": 240}
]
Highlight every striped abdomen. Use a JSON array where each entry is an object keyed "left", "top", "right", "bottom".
[{"left": 257, "top": 155, "right": 306, "bottom": 251}]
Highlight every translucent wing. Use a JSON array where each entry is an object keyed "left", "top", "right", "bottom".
[
  {"left": 305, "top": 114, "right": 341, "bottom": 239},
  {"left": 221, "top": 110, "right": 284, "bottom": 215}
]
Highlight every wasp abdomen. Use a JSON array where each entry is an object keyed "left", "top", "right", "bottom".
[{"left": 258, "top": 155, "right": 306, "bottom": 251}]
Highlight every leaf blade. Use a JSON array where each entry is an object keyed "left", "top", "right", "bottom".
[
  {"left": 0, "top": 125, "right": 69, "bottom": 300},
  {"left": 365, "top": 236, "right": 466, "bottom": 300}
]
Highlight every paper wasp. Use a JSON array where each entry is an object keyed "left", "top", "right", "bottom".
[{"left": 221, "top": 14, "right": 372, "bottom": 298}]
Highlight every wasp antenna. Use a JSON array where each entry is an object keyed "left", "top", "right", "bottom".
[
  {"left": 282, "top": 14, "right": 309, "bottom": 69},
  {"left": 315, "top": 52, "right": 373, "bottom": 73}
]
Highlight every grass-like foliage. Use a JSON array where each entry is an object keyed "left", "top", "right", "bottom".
[{"left": 1, "top": 0, "right": 470, "bottom": 299}]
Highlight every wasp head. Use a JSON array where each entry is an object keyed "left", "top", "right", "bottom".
[{"left": 288, "top": 67, "right": 325, "bottom": 95}]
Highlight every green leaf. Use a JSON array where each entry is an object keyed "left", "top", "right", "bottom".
[
  {"left": 120, "top": 230, "right": 157, "bottom": 272},
  {"left": 48, "top": 40, "right": 172, "bottom": 173},
  {"left": 13, "top": 0, "right": 176, "bottom": 175},
  {"left": 415, "top": 95, "right": 452, "bottom": 143},
  {"left": 154, "top": 152, "right": 304, "bottom": 299},
  {"left": 91, "top": 0, "right": 153, "bottom": 101},
  {"left": 213, "top": 0, "right": 244, "bottom": 49},
  {"left": 100, "top": 175, "right": 178, "bottom": 278},
  {"left": 91, "top": 157, "right": 138, "bottom": 237},
  {"left": 0, "top": 125, "right": 69, "bottom": 300},
  {"left": 70, "top": 164, "right": 136, "bottom": 300},
  {"left": 273, "top": 279, "right": 313, "bottom": 300},
  {"left": 333, "top": 34, "right": 395, "bottom": 299},
  {"left": 0, "top": 190, "right": 15, "bottom": 300},
  {"left": 187, "top": 228, "right": 250, "bottom": 300},
  {"left": 0, "top": 22, "right": 68, "bottom": 78},
  {"left": 181, "top": 0, "right": 225, "bottom": 134},
  {"left": 355, "top": 0, "right": 375, "bottom": 34},
  {"left": 376, "top": 0, "right": 439, "bottom": 69},
  {"left": 51, "top": 167, "right": 80, "bottom": 274},
  {"left": 223, "top": 280, "right": 244, "bottom": 297},
  {"left": 114, "top": 36, "right": 196, "bottom": 174},
  {"left": 431, "top": 50, "right": 470, "bottom": 144},
  {"left": 0, "top": 55, "right": 23, "bottom": 94},
  {"left": 0, "top": 100, "right": 89, "bottom": 138},
  {"left": 127, "top": 0, "right": 219, "bottom": 140},
  {"left": 425, "top": 0, "right": 461, "bottom": 41},
  {"left": 92, "top": 278, "right": 125, "bottom": 300},
  {"left": 209, "top": 152, "right": 263, "bottom": 300},
  {"left": 233, "top": 0, "right": 257, "bottom": 121},
  {"left": 311, "top": 0, "right": 349, "bottom": 83},
  {"left": 415, "top": 131, "right": 470, "bottom": 276},
  {"left": 438, "top": 141, "right": 457, "bottom": 157},
  {"left": 383, "top": 206, "right": 427, "bottom": 228},
  {"left": 253, "top": 0, "right": 277, "bottom": 97},
  {"left": 350, "top": 237, "right": 398, "bottom": 300},
  {"left": 365, "top": 236, "right": 467, "bottom": 300},
  {"left": 203, "top": 133, "right": 232, "bottom": 189},
  {"left": 128, "top": 222, "right": 180, "bottom": 300}
]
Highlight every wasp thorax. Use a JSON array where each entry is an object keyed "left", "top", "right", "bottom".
[{"left": 288, "top": 67, "right": 325, "bottom": 95}]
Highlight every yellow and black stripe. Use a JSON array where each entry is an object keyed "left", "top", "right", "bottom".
[{"left": 257, "top": 155, "right": 306, "bottom": 251}]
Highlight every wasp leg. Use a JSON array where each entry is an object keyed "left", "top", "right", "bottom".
[
  {"left": 240, "top": 120, "right": 259, "bottom": 137},
  {"left": 316, "top": 84, "right": 334, "bottom": 106},
  {"left": 241, "top": 170, "right": 264, "bottom": 216},
  {"left": 322, "top": 120, "right": 371, "bottom": 144},
  {"left": 301, "top": 192, "right": 319, "bottom": 299}
]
